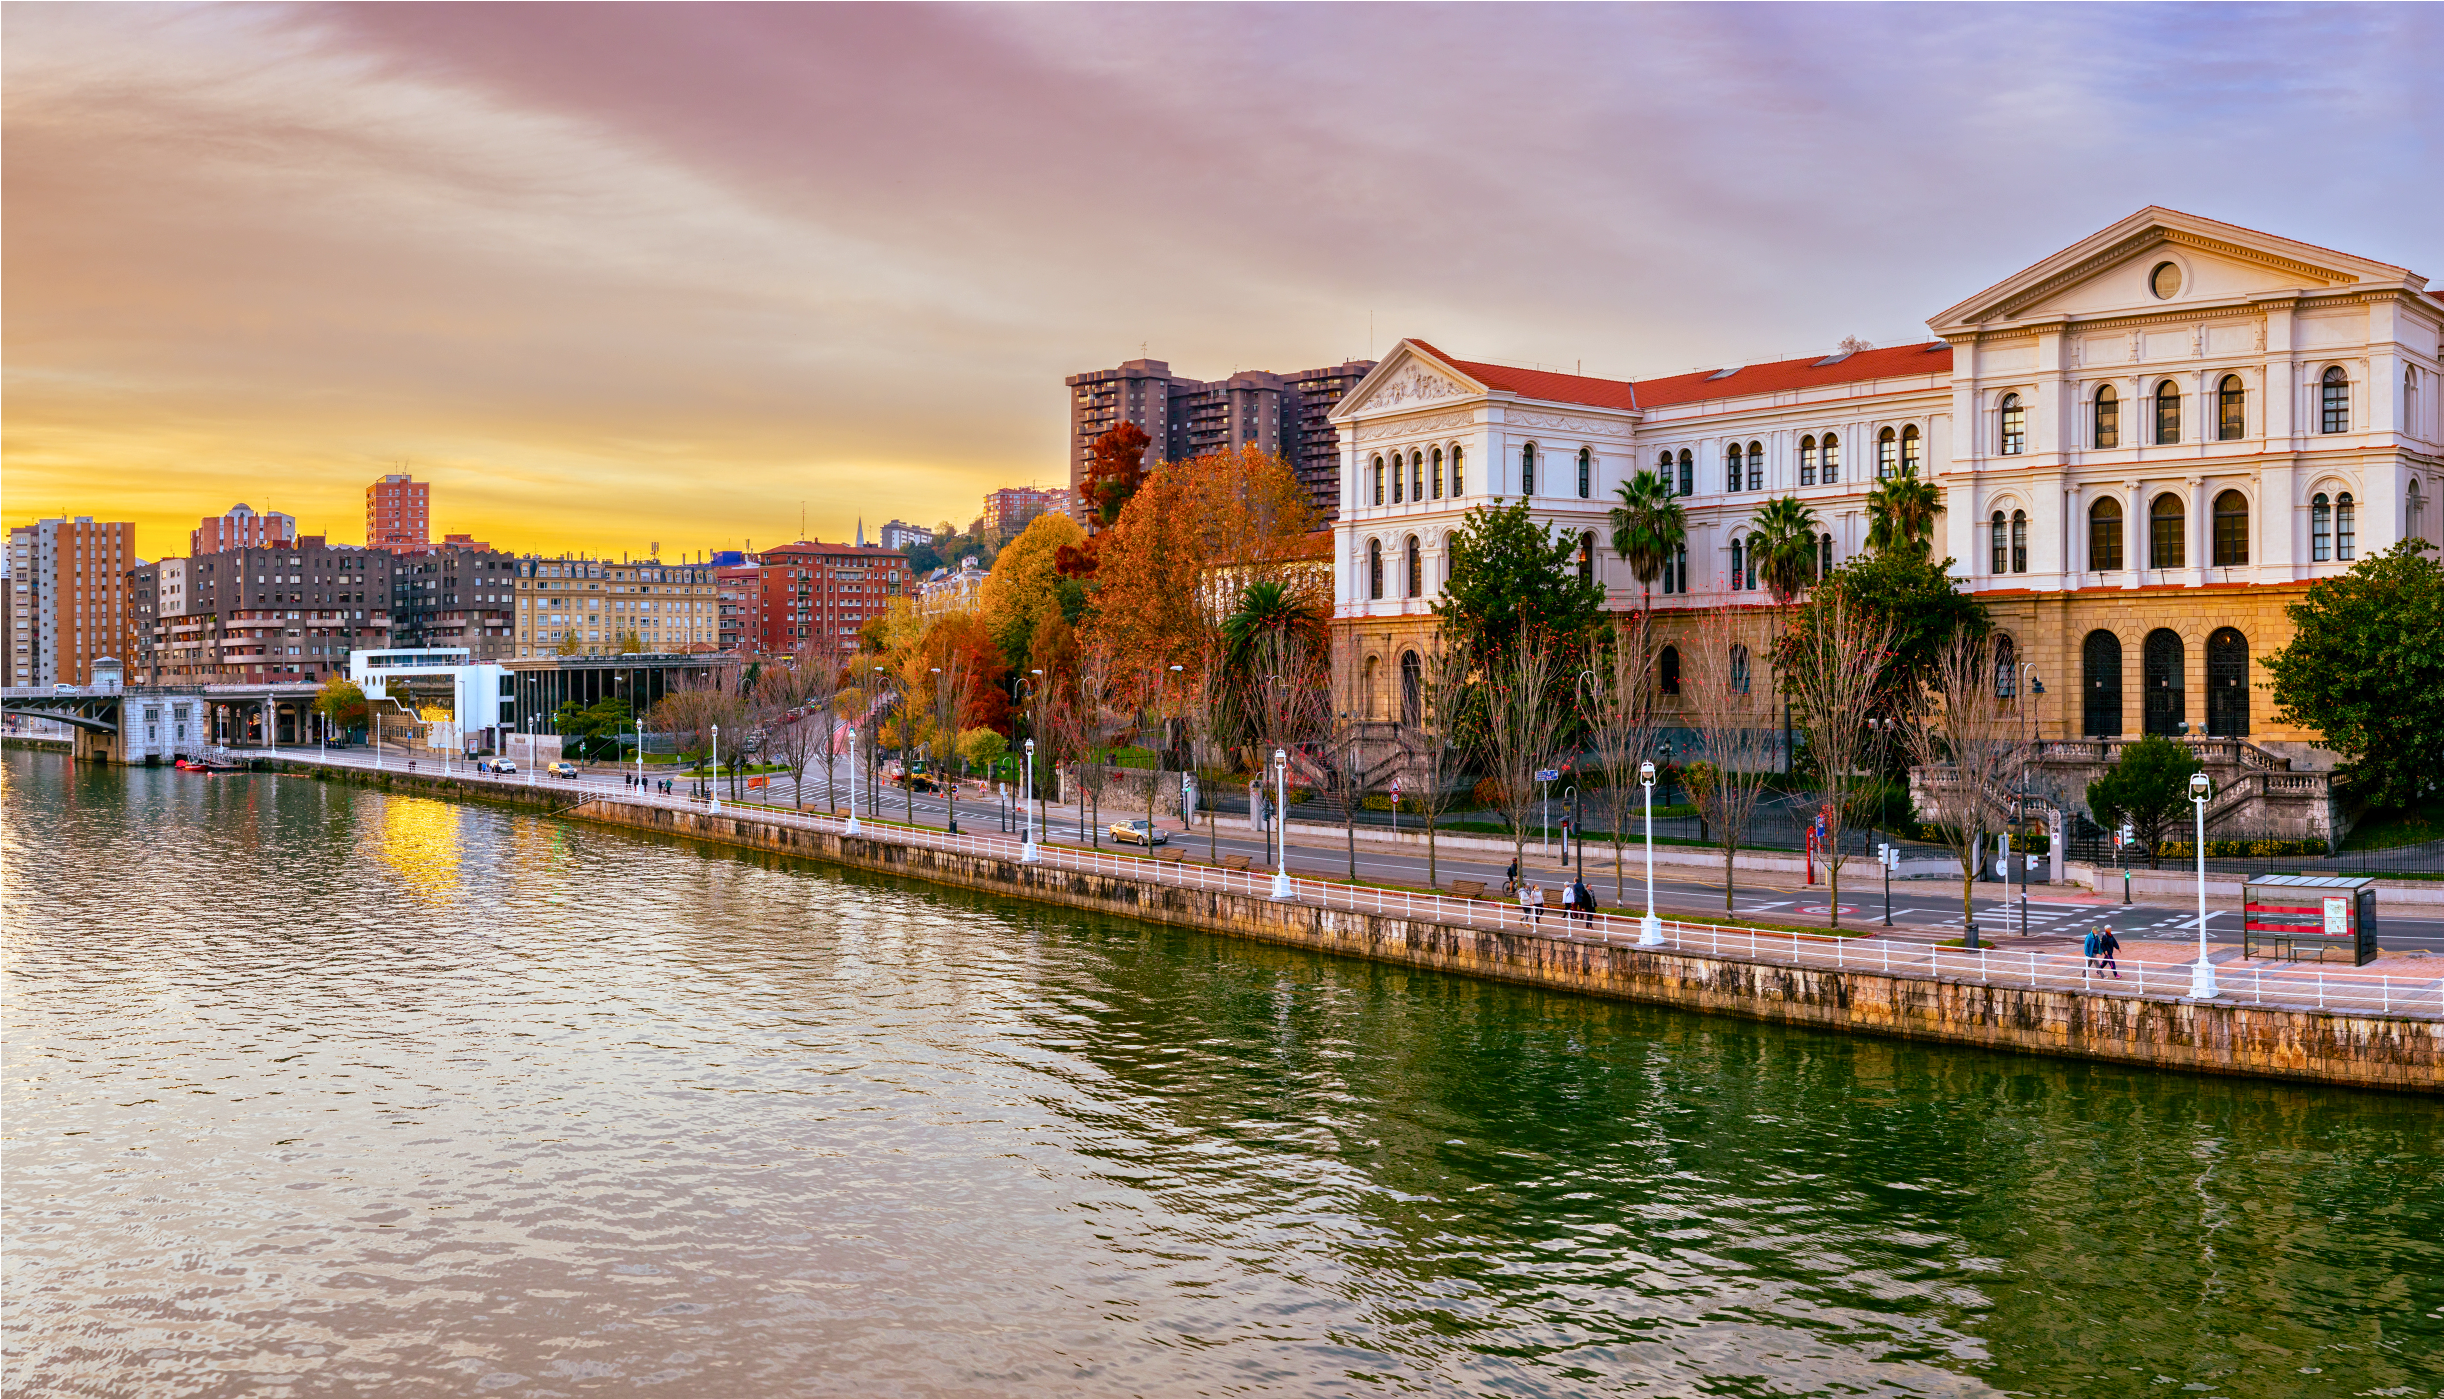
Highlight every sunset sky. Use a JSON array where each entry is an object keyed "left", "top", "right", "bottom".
[{"left": 6, "top": 3, "right": 2438, "bottom": 562}]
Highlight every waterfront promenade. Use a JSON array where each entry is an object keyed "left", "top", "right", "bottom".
[{"left": 258, "top": 749, "right": 2442, "bottom": 1090}]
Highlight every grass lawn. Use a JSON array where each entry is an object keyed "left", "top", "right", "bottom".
[{"left": 2340, "top": 800, "right": 2444, "bottom": 852}]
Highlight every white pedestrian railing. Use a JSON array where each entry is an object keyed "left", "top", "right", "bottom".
[{"left": 288, "top": 750, "right": 2444, "bottom": 1024}]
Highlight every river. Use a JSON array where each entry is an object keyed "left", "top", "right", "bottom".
[{"left": 5, "top": 750, "right": 2440, "bottom": 1397}]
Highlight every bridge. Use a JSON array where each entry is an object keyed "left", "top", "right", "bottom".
[{"left": 3, "top": 683, "right": 324, "bottom": 764}]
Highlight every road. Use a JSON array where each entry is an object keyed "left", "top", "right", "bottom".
[{"left": 273, "top": 746, "right": 2444, "bottom": 955}]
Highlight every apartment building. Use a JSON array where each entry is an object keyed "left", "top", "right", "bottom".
[
  {"left": 878, "top": 519, "right": 936, "bottom": 550},
  {"left": 733, "top": 539, "right": 912, "bottom": 660},
  {"left": 511, "top": 557, "right": 720, "bottom": 659},
  {"left": 981, "top": 487, "right": 1066, "bottom": 536},
  {"left": 191, "top": 503, "right": 297, "bottom": 556},
  {"left": 366, "top": 473, "right": 431, "bottom": 552},
  {"left": 7, "top": 517, "right": 138, "bottom": 688},
  {"left": 127, "top": 538, "right": 393, "bottom": 684},
  {"left": 1064, "top": 357, "right": 1375, "bottom": 524},
  {"left": 391, "top": 545, "right": 520, "bottom": 663},
  {"left": 716, "top": 564, "right": 763, "bottom": 655}
]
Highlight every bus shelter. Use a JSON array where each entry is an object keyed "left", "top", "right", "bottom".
[{"left": 2242, "top": 875, "right": 2378, "bottom": 966}]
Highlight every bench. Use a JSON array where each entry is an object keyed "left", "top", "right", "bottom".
[
  {"left": 1218, "top": 854, "right": 1253, "bottom": 872},
  {"left": 1445, "top": 880, "right": 1488, "bottom": 901}
]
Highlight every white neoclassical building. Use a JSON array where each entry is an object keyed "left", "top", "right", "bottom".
[{"left": 1328, "top": 207, "right": 2440, "bottom": 761}]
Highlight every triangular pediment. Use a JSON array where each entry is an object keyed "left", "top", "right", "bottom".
[
  {"left": 1930, "top": 208, "right": 2417, "bottom": 332},
  {"left": 1330, "top": 341, "right": 1487, "bottom": 420}
]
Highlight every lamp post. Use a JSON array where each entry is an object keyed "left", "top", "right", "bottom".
[
  {"left": 845, "top": 727, "right": 861, "bottom": 834},
  {"left": 1168, "top": 663, "right": 1185, "bottom": 830},
  {"left": 2015, "top": 664, "right": 2043, "bottom": 937},
  {"left": 1021, "top": 737, "right": 1039, "bottom": 861},
  {"left": 1268, "top": 747, "right": 1293, "bottom": 899},
  {"left": 709, "top": 723, "right": 722, "bottom": 811},
  {"left": 2186, "top": 770, "right": 2217, "bottom": 999},
  {"left": 1638, "top": 759, "right": 1663, "bottom": 945},
  {"left": 635, "top": 717, "right": 645, "bottom": 789}
]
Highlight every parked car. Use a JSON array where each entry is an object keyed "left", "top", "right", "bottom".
[
  {"left": 1109, "top": 819, "right": 1169, "bottom": 847},
  {"left": 895, "top": 771, "right": 941, "bottom": 793},
  {"left": 547, "top": 761, "right": 579, "bottom": 779},
  {"left": 482, "top": 759, "right": 517, "bottom": 774}
]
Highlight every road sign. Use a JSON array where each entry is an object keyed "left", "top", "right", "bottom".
[{"left": 1535, "top": 769, "right": 1561, "bottom": 782}]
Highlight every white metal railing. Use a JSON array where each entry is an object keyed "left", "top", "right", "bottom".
[{"left": 286, "top": 750, "right": 2444, "bottom": 1024}]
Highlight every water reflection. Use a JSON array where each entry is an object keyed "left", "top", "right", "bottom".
[{"left": 3, "top": 750, "right": 2439, "bottom": 1399}]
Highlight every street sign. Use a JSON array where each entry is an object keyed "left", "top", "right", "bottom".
[{"left": 1535, "top": 769, "right": 1561, "bottom": 782}]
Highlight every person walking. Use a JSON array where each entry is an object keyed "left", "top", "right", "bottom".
[
  {"left": 2083, "top": 926, "right": 2102, "bottom": 973},
  {"left": 1574, "top": 876, "right": 1596, "bottom": 928},
  {"left": 1531, "top": 884, "right": 1547, "bottom": 926},
  {"left": 1505, "top": 856, "right": 1521, "bottom": 894},
  {"left": 2096, "top": 926, "right": 2122, "bottom": 978},
  {"left": 1560, "top": 878, "right": 1579, "bottom": 926},
  {"left": 1519, "top": 880, "right": 1536, "bottom": 924}
]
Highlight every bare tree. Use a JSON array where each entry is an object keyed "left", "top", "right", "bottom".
[
  {"left": 1683, "top": 606, "right": 1779, "bottom": 914},
  {"left": 1899, "top": 631, "right": 2026, "bottom": 949},
  {"left": 1779, "top": 588, "right": 1896, "bottom": 929},
  {"left": 1580, "top": 614, "right": 1659, "bottom": 904},
  {"left": 1020, "top": 664, "right": 1065, "bottom": 846},
  {"left": 650, "top": 675, "right": 727, "bottom": 799},
  {"left": 757, "top": 658, "right": 821, "bottom": 810},
  {"left": 925, "top": 644, "right": 974, "bottom": 831},
  {"left": 1182, "top": 635, "right": 1228, "bottom": 861},
  {"left": 1319, "top": 635, "right": 1375, "bottom": 882},
  {"left": 1400, "top": 628, "right": 1471, "bottom": 888},
  {"left": 1477, "top": 629, "right": 1570, "bottom": 885},
  {"left": 1072, "top": 642, "right": 1121, "bottom": 848},
  {"left": 1246, "top": 629, "right": 1329, "bottom": 860}
]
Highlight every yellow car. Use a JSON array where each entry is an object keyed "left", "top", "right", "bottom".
[
  {"left": 1109, "top": 819, "right": 1169, "bottom": 846},
  {"left": 547, "top": 761, "right": 580, "bottom": 779}
]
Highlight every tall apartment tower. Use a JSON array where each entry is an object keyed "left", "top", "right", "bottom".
[
  {"left": 1064, "top": 357, "right": 1375, "bottom": 524},
  {"left": 6, "top": 517, "right": 138, "bottom": 687},
  {"left": 192, "top": 503, "right": 298, "bottom": 556},
  {"left": 366, "top": 473, "right": 431, "bottom": 552}
]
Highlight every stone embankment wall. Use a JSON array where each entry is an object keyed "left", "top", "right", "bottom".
[{"left": 565, "top": 796, "right": 2438, "bottom": 1094}]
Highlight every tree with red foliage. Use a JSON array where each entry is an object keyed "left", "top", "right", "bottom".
[{"left": 1081, "top": 421, "right": 1152, "bottom": 529}]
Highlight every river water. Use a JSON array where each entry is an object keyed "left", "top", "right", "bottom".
[{"left": 5, "top": 751, "right": 2440, "bottom": 1398}]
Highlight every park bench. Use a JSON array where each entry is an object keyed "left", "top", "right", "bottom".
[
  {"left": 1445, "top": 880, "right": 1488, "bottom": 901},
  {"left": 1218, "top": 854, "right": 1253, "bottom": 872}
]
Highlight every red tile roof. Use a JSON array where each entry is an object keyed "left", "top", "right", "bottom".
[{"left": 1402, "top": 338, "right": 1952, "bottom": 414}]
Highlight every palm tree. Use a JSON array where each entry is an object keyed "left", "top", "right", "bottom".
[
  {"left": 1222, "top": 580, "right": 1327, "bottom": 677},
  {"left": 1866, "top": 465, "right": 1944, "bottom": 557},
  {"left": 1748, "top": 495, "right": 1822, "bottom": 606},
  {"left": 1608, "top": 470, "right": 1686, "bottom": 617}
]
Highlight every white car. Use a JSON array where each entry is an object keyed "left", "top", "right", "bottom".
[{"left": 482, "top": 759, "right": 517, "bottom": 774}]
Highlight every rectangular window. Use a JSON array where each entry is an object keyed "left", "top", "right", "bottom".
[
  {"left": 2151, "top": 510, "right": 2184, "bottom": 570},
  {"left": 2090, "top": 511, "right": 2123, "bottom": 571}
]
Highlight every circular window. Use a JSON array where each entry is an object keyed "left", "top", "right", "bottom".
[{"left": 2150, "top": 261, "right": 2183, "bottom": 299}]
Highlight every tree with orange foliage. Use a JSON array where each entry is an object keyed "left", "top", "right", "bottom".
[
  {"left": 1086, "top": 444, "right": 1323, "bottom": 678},
  {"left": 923, "top": 612, "right": 1013, "bottom": 735},
  {"left": 1081, "top": 421, "right": 1152, "bottom": 529}
]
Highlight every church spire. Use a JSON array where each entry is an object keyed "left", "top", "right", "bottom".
[{"left": 856, "top": 517, "right": 865, "bottom": 548}]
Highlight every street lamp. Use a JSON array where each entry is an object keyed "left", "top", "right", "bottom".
[
  {"left": 1269, "top": 747, "right": 1293, "bottom": 900},
  {"left": 636, "top": 717, "right": 645, "bottom": 789},
  {"left": 710, "top": 722, "right": 722, "bottom": 811},
  {"left": 846, "top": 726, "right": 861, "bottom": 834},
  {"left": 2186, "top": 770, "right": 2217, "bottom": 999},
  {"left": 1637, "top": 759, "right": 1662, "bottom": 945},
  {"left": 1020, "top": 737, "right": 1039, "bottom": 861}
]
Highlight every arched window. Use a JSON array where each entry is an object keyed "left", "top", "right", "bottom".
[
  {"left": 2010, "top": 510, "right": 2028, "bottom": 573},
  {"left": 1578, "top": 530, "right": 1595, "bottom": 583},
  {"left": 2311, "top": 493, "right": 2332, "bottom": 561},
  {"left": 2155, "top": 380, "right": 2182, "bottom": 445},
  {"left": 1391, "top": 454, "right": 1404, "bottom": 504},
  {"left": 1450, "top": 447, "right": 1464, "bottom": 496},
  {"left": 1995, "top": 634, "right": 2017, "bottom": 697},
  {"left": 1799, "top": 435, "right": 1818, "bottom": 486},
  {"left": 1747, "top": 441, "right": 1764, "bottom": 491},
  {"left": 2409, "top": 369, "right": 2422, "bottom": 440},
  {"left": 2217, "top": 375, "right": 2246, "bottom": 441},
  {"left": 1745, "top": 538, "right": 1759, "bottom": 591},
  {"left": 2321, "top": 366, "right": 2349, "bottom": 434},
  {"left": 1726, "top": 442, "right": 1744, "bottom": 493},
  {"left": 2336, "top": 492, "right": 2356, "bottom": 560},
  {"left": 1999, "top": 393, "right": 2026, "bottom": 455},
  {"left": 1877, "top": 427, "right": 1898, "bottom": 480},
  {"left": 2410, "top": 480, "right": 2427, "bottom": 546},
  {"left": 1729, "top": 535, "right": 1745, "bottom": 590},
  {"left": 1576, "top": 447, "right": 1592, "bottom": 499},
  {"left": 1371, "top": 456, "right": 1384, "bottom": 506},
  {"left": 2211, "top": 490, "right": 2249, "bottom": 566},
  {"left": 1818, "top": 532, "right": 1833, "bottom": 579},
  {"left": 1411, "top": 451, "right": 1425, "bottom": 503},
  {"left": 1431, "top": 447, "right": 1445, "bottom": 500},
  {"left": 2149, "top": 493, "right": 2185, "bottom": 569},
  {"left": 1730, "top": 644, "right": 1751, "bottom": 695},
  {"left": 1366, "top": 539, "right": 1383, "bottom": 599},
  {"left": 1520, "top": 443, "right": 1536, "bottom": 496},
  {"left": 2143, "top": 628, "right": 2185, "bottom": 735},
  {"left": 1676, "top": 449, "right": 1694, "bottom": 497},
  {"left": 2082, "top": 630, "right": 2123, "bottom": 736},
  {"left": 1990, "top": 510, "right": 2008, "bottom": 573},
  {"left": 2207, "top": 628, "right": 2249, "bottom": 736},
  {"left": 1403, "top": 535, "right": 1422, "bottom": 596},
  {"left": 1821, "top": 433, "right": 1840, "bottom": 484},
  {"left": 1901, "top": 424, "right": 1922, "bottom": 474},
  {"left": 1658, "top": 451, "right": 1676, "bottom": 495},
  {"left": 1362, "top": 654, "right": 1380, "bottom": 718},
  {"left": 2089, "top": 497, "right": 2124, "bottom": 571},
  {"left": 1400, "top": 650, "right": 1422, "bottom": 726},
  {"left": 1659, "top": 645, "right": 1681, "bottom": 695},
  {"left": 2095, "top": 385, "right": 2120, "bottom": 448}
]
